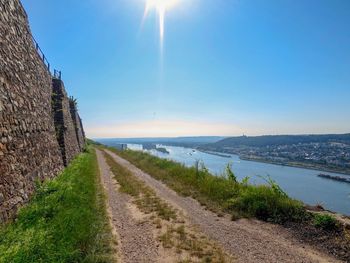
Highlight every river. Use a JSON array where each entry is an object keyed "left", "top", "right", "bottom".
[{"left": 123, "top": 144, "right": 350, "bottom": 215}]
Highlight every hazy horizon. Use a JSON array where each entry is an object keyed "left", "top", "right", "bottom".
[
  {"left": 93, "top": 132, "right": 350, "bottom": 140},
  {"left": 22, "top": 0, "right": 350, "bottom": 138}
]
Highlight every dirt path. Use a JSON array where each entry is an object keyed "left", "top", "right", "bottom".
[
  {"left": 96, "top": 149, "right": 159, "bottom": 263},
  {"left": 103, "top": 149, "right": 343, "bottom": 263},
  {"left": 97, "top": 148, "right": 234, "bottom": 263}
]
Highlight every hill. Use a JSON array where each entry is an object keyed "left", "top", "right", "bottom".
[{"left": 208, "top": 134, "right": 350, "bottom": 148}]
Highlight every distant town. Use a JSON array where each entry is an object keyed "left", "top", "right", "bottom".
[{"left": 199, "top": 134, "right": 350, "bottom": 175}]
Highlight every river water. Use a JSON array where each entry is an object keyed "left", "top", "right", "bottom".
[{"left": 124, "top": 144, "right": 350, "bottom": 215}]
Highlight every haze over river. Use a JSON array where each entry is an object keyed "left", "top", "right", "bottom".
[{"left": 122, "top": 144, "right": 350, "bottom": 216}]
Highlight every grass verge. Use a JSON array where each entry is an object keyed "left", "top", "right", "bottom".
[{"left": 0, "top": 146, "right": 117, "bottom": 263}]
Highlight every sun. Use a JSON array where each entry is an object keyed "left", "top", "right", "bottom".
[{"left": 143, "top": 0, "right": 180, "bottom": 45}]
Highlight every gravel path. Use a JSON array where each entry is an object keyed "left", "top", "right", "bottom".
[
  {"left": 96, "top": 149, "right": 159, "bottom": 263},
  {"left": 104, "top": 149, "right": 343, "bottom": 263}
]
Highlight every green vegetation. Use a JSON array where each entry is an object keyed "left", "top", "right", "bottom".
[
  {"left": 156, "top": 147, "right": 170, "bottom": 154},
  {"left": 0, "top": 147, "right": 116, "bottom": 263},
  {"left": 313, "top": 214, "right": 338, "bottom": 231},
  {"left": 104, "top": 152, "right": 177, "bottom": 221},
  {"left": 111, "top": 148, "right": 307, "bottom": 224},
  {"left": 87, "top": 138, "right": 103, "bottom": 146}
]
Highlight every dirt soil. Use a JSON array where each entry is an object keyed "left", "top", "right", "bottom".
[
  {"left": 97, "top": 150, "right": 159, "bottom": 262},
  {"left": 102, "top": 149, "right": 345, "bottom": 263},
  {"left": 97, "top": 149, "right": 233, "bottom": 263}
]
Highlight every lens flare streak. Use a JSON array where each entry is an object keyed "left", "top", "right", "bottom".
[{"left": 143, "top": 0, "right": 179, "bottom": 48}]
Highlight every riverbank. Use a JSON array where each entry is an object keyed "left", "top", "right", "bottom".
[{"left": 238, "top": 156, "right": 350, "bottom": 176}]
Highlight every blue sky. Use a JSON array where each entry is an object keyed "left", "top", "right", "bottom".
[{"left": 22, "top": 0, "right": 350, "bottom": 138}]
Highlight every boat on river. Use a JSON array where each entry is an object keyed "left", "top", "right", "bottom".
[{"left": 318, "top": 174, "right": 350, "bottom": 184}]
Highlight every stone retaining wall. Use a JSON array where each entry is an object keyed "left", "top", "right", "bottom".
[
  {"left": 52, "top": 79, "right": 81, "bottom": 166},
  {"left": 0, "top": 0, "right": 85, "bottom": 222},
  {"left": 69, "top": 98, "right": 86, "bottom": 151}
]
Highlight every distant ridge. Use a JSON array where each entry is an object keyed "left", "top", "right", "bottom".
[{"left": 209, "top": 134, "right": 350, "bottom": 147}]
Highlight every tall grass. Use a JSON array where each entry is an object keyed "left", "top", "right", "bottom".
[
  {"left": 112, "top": 148, "right": 307, "bottom": 224},
  {"left": 0, "top": 147, "right": 116, "bottom": 263}
]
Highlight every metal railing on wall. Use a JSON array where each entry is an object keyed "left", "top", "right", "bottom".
[{"left": 32, "top": 36, "right": 61, "bottom": 80}]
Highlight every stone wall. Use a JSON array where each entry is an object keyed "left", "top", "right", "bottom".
[
  {"left": 77, "top": 115, "right": 86, "bottom": 149},
  {"left": 52, "top": 79, "right": 81, "bottom": 166},
  {"left": 69, "top": 98, "right": 85, "bottom": 151},
  {"left": 0, "top": 0, "right": 85, "bottom": 222}
]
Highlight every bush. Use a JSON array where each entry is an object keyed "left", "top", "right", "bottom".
[
  {"left": 313, "top": 214, "right": 338, "bottom": 231},
  {"left": 227, "top": 185, "right": 306, "bottom": 223}
]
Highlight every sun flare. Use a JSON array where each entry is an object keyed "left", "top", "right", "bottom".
[{"left": 143, "top": 0, "right": 179, "bottom": 46}]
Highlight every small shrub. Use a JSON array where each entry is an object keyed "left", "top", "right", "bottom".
[
  {"left": 227, "top": 185, "right": 306, "bottom": 223},
  {"left": 241, "top": 176, "right": 250, "bottom": 186},
  {"left": 313, "top": 214, "right": 338, "bottom": 231},
  {"left": 258, "top": 175, "right": 288, "bottom": 197},
  {"left": 225, "top": 163, "right": 237, "bottom": 183},
  {"left": 194, "top": 160, "right": 209, "bottom": 180}
]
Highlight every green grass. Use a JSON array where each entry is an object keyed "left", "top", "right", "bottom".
[
  {"left": 110, "top": 148, "right": 307, "bottom": 224},
  {"left": 313, "top": 214, "right": 338, "bottom": 231},
  {"left": 0, "top": 146, "right": 116, "bottom": 263}
]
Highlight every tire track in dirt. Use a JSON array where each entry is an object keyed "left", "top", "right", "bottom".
[{"left": 97, "top": 149, "right": 159, "bottom": 263}]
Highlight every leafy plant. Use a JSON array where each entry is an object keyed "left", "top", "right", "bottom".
[
  {"left": 225, "top": 163, "right": 237, "bottom": 183},
  {"left": 194, "top": 159, "right": 209, "bottom": 179},
  {"left": 241, "top": 176, "right": 250, "bottom": 186},
  {"left": 200, "top": 161, "right": 209, "bottom": 175},
  {"left": 227, "top": 184, "right": 305, "bottom": 223},
  {"left": 258, "top": 175, "right": 288, "bottom": 197},
  {"left": 194, "top": 159, "right": 201, "bottom": 179},
  {"left": 313, "top": 214, "right": 338, "bottom": 231},
  {"left": 69, "top": 96, "right": 77, "bottom": 105}
]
